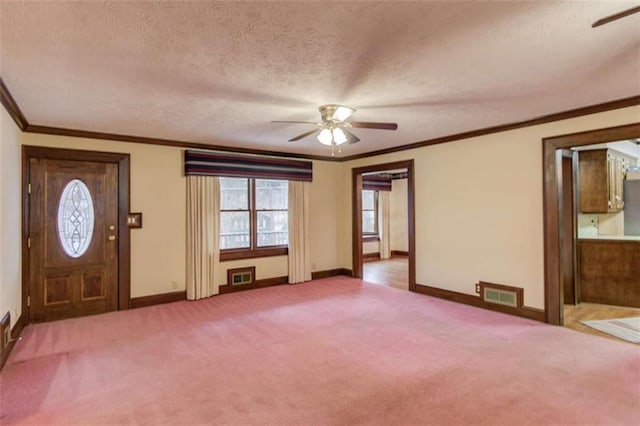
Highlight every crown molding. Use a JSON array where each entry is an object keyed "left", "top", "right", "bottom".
[
  {"left": 2, "top": 75, "right": 638, "bottom": 163},
  {"left": 0, "top": 78, "right": 28, "bottom": 130},
  {"left": 339, "top": 95, "right": 640, "bottom": 161},
  {"left": 24, "top": 124, "right": 340, "bottom": 162}
]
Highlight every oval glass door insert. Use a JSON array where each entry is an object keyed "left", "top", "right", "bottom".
[{"left": 57, "top": 179, "right": 95, "bottom": 258}]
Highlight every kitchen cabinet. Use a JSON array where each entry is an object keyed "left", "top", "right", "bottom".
[
  {"left": 578, "top": 149, "right": 634, "bottom": 213},
  {"left": 578, "top": 239, "right": 640, "bottom": 307}
]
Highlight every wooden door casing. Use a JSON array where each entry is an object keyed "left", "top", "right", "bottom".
[{"left": 29, "top": 158, "right": 119, "bottom": 322}]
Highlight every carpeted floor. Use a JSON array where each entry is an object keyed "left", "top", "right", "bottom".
[{"left": 1, "top": 277, "right": 639, "bottom": 425}]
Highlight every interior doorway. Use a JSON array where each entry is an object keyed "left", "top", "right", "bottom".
[
  {"left": 360, "top": 168, "right": 409, "bottom": 290},
  {"left": 543, "top": 123, "right": 640, "bottom": 326},
  {"left": 22, "top": 146, "right": 131, "bottom": 323},
  {"left": 352, "top": 160, "right": 416, "bottom": 291}
]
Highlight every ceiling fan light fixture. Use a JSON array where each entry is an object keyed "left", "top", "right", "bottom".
[
  {"left": 317, "top": 128, "right": 333, "bottom": 146},
  {"left": 332, "top": 128, "right": 348, "bottom": 145},
  {"left": 332, "top": 105, "right": 355, "bottom": 122}
]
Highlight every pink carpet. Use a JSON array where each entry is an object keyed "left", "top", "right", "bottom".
[{"left": 1, "top": 277, "right": 639, "bottom": 425}]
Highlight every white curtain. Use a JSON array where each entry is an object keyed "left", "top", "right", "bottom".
[
  {"left": 186, "top": 176, "right": 220, "bottom": 300},
  {"left": 378, "top": 190, "right": 391, "bottom": 260},
  {"left": 288, "top": 180, "right": 312, "bottom": 283}
]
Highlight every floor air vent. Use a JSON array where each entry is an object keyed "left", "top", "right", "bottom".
[{"left": 476, "top": 281, "right": 523, "bottom": 308}]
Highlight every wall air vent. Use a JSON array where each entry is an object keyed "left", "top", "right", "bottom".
[
  {"left": 476, "top": 281, "right": 523, "bottom": 308},
  {"left": 227, "top": 266, "right": 255, "bottom": 286}
]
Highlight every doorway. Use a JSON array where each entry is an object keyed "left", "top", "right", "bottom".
[
  {"left": 543, "top": 123, "right": 640, "bottom": 325},
  {"left": 352, "top": 160, "right": 416, "bottom": 291},
  {"left": 23, "top": 146, "right": 131, "bottom": 322}
]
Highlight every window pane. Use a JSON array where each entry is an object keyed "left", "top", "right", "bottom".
[
  {"left": 57, "top": 179, "right": 95, "bottom": 258},
  {"left": 255, "top": 179, "right": 288, "bottom": 210},
  {"left": 220, "top": 211, "right": 250, "bottom": 249},
  {"left": 362, "top": 190, "right": 375, "bottom": 210},
  {"left": 257, "top": 211, "right": 288, "bottom": 247},
  {"left": 220, "top": 177, "right": 249, "bottom": 210},
  {"left": 362, "top": 211, "right": 376, "bottom": 234}
]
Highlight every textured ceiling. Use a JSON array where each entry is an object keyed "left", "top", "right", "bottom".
[{"left": 1, "top": 1, "right": 639, "bottom": 158}]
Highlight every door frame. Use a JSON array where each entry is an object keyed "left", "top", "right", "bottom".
[
  {"left": 22, "top": 146, "right": 131, "bottom": 323},
  {"left": 352, "top": 159, "right": 416, "bottom": 291},
  {"left": 542, "top": 122, "right": 640, "bottom": 325}
]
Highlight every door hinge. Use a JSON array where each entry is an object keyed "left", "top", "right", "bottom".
[
  {"left": 28, "top": 183, "right": 31, "bottom": 194},
  {"left": 27, "top": 237, "right": 31, "bottom": 249},
  {"left": 27, "top": 296, "right": 31, "bottom": 307}
]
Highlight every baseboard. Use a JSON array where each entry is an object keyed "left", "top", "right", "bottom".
[
  {"left": 0, "top": 313, "right": 27, "bottom": 370},
  {"left": 312, "top": 268, "right": 353, "bottom": 279},
  {"left": 130, "top": 291, "right": 187, "bottom": 309},
  {"left": 391, "top": 250, "right": 409, "bottom": 257},
  {"left": 219, "top": 275, "right": 288, "bottom": 294},
  {"left": 363, "top": 252, "right": 381, "bottom": 261},
  {"left": 414, "top": 283, "right": 545, "bottom": 322}
]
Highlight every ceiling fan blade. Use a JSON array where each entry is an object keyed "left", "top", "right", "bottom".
[
  {"left": 272, "top": 121, "right": 321, "bottom": 125},
  {"left": 349, "top": 121, "right": 398, "bottom": 130},
  {"left": 592, "top": 5, "right": 640, "bottom": 27},
  {"left": 342, "top": 128, "right": 360, "bottom": 144},
  {"left": 288, "top": 128, "right": 320, "bottom": 142}
]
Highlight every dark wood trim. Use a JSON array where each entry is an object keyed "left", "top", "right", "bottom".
[
  {"left": 311, "top": 268, "right": 353, "bottom": 280},
  {"left": 25, "top": 124, "right": 340, "bottom": 162},
  {"left": 341, "top": 96, "right": 640, "bottom": 161},
  {"left": 352, "top": 160, "right": 415, "bottom": 292},
  {"left": 391, "top": 250, "right": 409, "bottom": 257},
  {"left": 0, "top": 313, "right": 27, "bottom": 370},
  {"left": 220, "top": 247, "right": 288, "bottom": 262},
  {"left": 218, "top": 275, "right": 288, "bottom": 294},
  {"left": 363, "top": 252, "right": 381, "bottom": 261},
  {"left": 543, "top": 123, "right": 640, "bottom": 325},
  {"left": 130, "top": 291, "right": 187, "bottom": 309},
  {"left": 362, "top": 235, "right": 379, "bottom": 243},
  {"left": 22, "top": 146, "right": 132, "bottom": 323},
  {"left": 415, "top": 284, "right": 545, "bottom": 322},
  {"left": 0, "top": 77, "right": 28, "bottom": 130}
]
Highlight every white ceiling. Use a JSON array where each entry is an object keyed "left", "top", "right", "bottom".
[{"left": 1, "top": 1, "right": 639, "bottom": 158}]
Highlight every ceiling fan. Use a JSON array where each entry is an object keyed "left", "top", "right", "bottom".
[
  {"left": 592, "top": 5, "right": 640, "bottom": 27},
  {"left": 272, "top": 104, "right": 398, "bottom": 155}
]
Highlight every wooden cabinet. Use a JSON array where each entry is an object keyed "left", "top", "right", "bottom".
[
  {"left": 578, "top": 239, "right": 640, "bottom": 308},
  {"left": 578, "top": 149, "right": 633, "bottom": 213}
]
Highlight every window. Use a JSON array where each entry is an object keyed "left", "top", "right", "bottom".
[
  {"left": 362, "top": 189, "right": 378, "bottom": 237},
  {"left": 220, "top": 177, "right": 288, "bottom": 259}
]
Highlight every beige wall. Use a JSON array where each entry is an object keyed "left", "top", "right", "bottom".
[
  {"left": 390, "top": 178, "right": 408, "bottom": 252},
  {"left": 20, "top": 133, "right": 342, "bottom": 297},
  {"left": 7, "top": 105, "right": 640, "bottom": 312},
  {"left": 339, "top": 106, "right": 640, "bottom": 309},
  {"left": 0, "top": 107, "right": 23, "bottom": 328},
  {"left": 363, "top": 240, "right": 379, "bottom": 254}
]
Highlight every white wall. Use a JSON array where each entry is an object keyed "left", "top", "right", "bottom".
[
  {"left": 338, "top": 106, "right": 640, "bottom": 309},
  {"left": 390, "top": 178, "right": 408, "bottom": 252},
  {"left": 20, "top": 133, "right": 342, "bottom": 297},
  {"left": 0, "top": 107, "right": 23, "bottom": 328}
]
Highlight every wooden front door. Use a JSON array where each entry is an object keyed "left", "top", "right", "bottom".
[{"left": 29, "top": 158, "right": 119, "bottom": 322}]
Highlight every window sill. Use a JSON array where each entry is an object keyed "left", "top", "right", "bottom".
[
  {"left": 362, "top": 236, "right": 380, "bottom": 243},
  {"left": 220, "top": 247, "right": 288, "bottom": 262}
]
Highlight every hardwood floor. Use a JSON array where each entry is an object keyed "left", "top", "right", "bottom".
[
  {"left": 363, "top": 256, "right": 408, "bottom": 290},
  {"left": 564, "top": 302, "right": 640, "bottom": 344}
]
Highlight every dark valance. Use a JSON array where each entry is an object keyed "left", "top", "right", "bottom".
[
  {"left": 362, "top": 175, "right": 392, "bottom": 191},
  {"left": 184, "top": 150, "right": 313, "bottom": 182}
]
